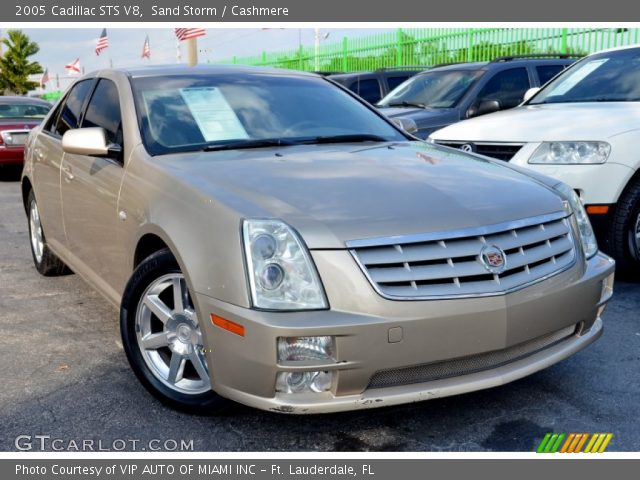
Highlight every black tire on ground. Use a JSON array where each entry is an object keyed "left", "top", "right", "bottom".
[
  {"left": 27, "top": 190, "right": 71, "bottom": 276},
  {"left": 120, "top": 248, "right": 226, "bottom": 414},
  {"left": 606, "top": 177, "right": 640, "bottom": 278}
]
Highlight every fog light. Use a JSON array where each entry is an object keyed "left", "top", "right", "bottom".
[
  {"left": 277, "top": 336, "right": 335, "bottom": 362},
  {"left": 597, "top": 272, "right": 615, "bottom": 317},
  {"left": 276, "top": 371, "right": 333, "bottom": 394}
]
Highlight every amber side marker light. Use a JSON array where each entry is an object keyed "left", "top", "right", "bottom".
[
  {"left": 211, "top": 314, "right": 245, "bottom": 337},
  {"left": 586, "top": 205, "right": 610, "bottom": 215}
]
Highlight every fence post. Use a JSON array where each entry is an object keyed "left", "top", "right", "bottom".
[
  {"left": 561, "top": 28, "right": 568, "bottom": 54},
  {"left": 261, "top": 51, "right": 267, "bottom": 66},
  {"left": 298, "top": 45, "right": 303, "bottom": 70},
  {"left": 342, "top": 37, "right": 348, "bottom": 72},
  {"left": 396, "top": 28, "right": 403, "bottom": 66},
  {"left": 232, "top": 56, "right": 237, "bottom": 65},
  {"left": 467, "top": 30, "right": 474, "bottom": 62}
]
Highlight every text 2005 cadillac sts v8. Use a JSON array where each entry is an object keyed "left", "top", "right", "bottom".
[{"left": 22, "top": 66, "right": 614, "bottom": 414}]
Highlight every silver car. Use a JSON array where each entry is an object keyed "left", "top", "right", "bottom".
[{"left": 21, "top": 65, "right": 615, "bottom": 414}]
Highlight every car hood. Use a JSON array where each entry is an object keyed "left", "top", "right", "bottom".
[
  {"left": 161, "top": 142, "right": 564, "bottom": 249},
  {"left": 431, "top": 102, "right": 640, "bottom": 142}
]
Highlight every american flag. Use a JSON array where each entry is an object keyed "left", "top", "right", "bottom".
[
  {"left": 40, "top": 68, "right": 49, "bottom": 88},
  {"left": 174, "top": 28, "right": 206, "bottom": 42},
  {"left": 65, "top": 58, "right": 81, "bottom": 75},
  {"left": 141, "top": 35, "right": 151, "bottom": 59},
  {"left": 95, "top": 28, "right": 109, "bottom": 56}
]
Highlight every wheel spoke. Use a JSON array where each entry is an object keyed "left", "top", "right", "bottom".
[
  {"left": 140, "top": 332, "right": 169, "bottom": 350},
  {"left": 167, "top": 353, "right": 186, "bottom": 384},
  {"left": 143, "top": 295, "right": 172, "bottom": 323},
  {"left": 189, "top": 351, "right": 210, "bottom": 385},
  {"left": 172, "top": 277, "right": 187, "bottom": 313}
]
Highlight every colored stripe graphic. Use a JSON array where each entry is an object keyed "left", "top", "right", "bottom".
[{"left": 537, "top": 433, "right": 612, "bottom": 453}]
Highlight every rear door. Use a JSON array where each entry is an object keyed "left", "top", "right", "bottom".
[
  {"left": 31, "top": 79, "right": 94, "bottom": 250},
  {"left": 60, "top": 78, "right": 127, "bottom": 299}
]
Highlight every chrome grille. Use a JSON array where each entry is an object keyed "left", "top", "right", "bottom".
[
  {"left": 435, "top": 140, "right": 524, "bottom": 161},
  {"left": 348, "top": 212, "right": 576, "bottom": 300},
  {"left": 368, "top": 324, "right": 577, "bottom": 389}
]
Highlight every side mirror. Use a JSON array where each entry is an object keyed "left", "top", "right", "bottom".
[
  {"left": 523, "top": 87, "right": 540, "bottom": 103},
  {"left": 476, "top": 99, "right": 501, "bottom": 116},
  {"left": 391, "top": 117, "right": 418, "bottom": 135},
  {"left": 466, "top": 100, "right": 501, "bottom": 119},
  {"left": 62, "top": 127, "right": 122, "bottom": 159}
]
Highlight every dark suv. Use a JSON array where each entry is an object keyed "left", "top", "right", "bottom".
[
  {"left": 329, "top": 67, "right": 426, "bottom": 104},
  {"left": 377, "top": 55, "right": 576, "bottom": 139}
]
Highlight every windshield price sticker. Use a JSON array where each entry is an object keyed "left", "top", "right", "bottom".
[{"left": 179, "top": 87, "right": 249, "bottom": 142}]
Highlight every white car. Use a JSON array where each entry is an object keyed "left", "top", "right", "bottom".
[{"left": 430, "top": 45, "right": 640, "bottom": 273}]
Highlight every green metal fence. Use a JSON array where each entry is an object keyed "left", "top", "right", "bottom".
[{"left": 218, "top": 28, "right": 640, "bottom": 71}]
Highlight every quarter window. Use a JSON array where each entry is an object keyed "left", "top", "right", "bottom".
[{"left": 52, "top": 79, "right": 93, "bottom": 137}]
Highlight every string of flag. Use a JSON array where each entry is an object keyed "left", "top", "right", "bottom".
[{"left": 39, "top": 28, "right": 208, "bottom": 89}]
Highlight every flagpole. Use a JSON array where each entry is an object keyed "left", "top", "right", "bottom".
[{"left": 186, "top": 38, "right": 197, "bottom": 66}]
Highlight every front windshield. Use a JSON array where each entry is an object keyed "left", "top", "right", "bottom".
[
  {"left": 529, "top": 48, "right": 640, "bottom": 104},
  {"left": 0, "top": 102, "right": 50, "bottom": 119},
  {"left": 131, "top": 73, "right": 407, "bottom": 155},
  {"left": 377, "top": 70, "right": 484, "bottom": 108}
]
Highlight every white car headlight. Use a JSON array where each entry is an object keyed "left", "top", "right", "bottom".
[
  {"left": 243, "top": 219, "right": 328, "bottom": 310},
  {"left": 529, "top": 142, "right": 610, "bottom": 164},
  {"left": 554, "top": 183, "right": 598, "bottom": 259}
]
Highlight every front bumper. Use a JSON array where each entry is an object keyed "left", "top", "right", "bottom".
[{"left": 196, "top": 252, "right": 614, "bottom": 414}]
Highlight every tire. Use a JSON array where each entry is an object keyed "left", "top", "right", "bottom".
[
  {"left": 607, "top": 177, "right": 640, "bottom": 278},
  {"left": 27, "top": 190, "right": 70, "bottom": 276},
  {"left": 120, "top": 248, "right": 225, "bottom": 413}
]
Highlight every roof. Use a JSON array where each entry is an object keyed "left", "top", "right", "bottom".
[
  {"left": 588, "top": 43, "right": 640, "bottom": 55},
  {"left": 115, "top": 64, "right": 319, "bottom": 78},
  {"left": 0, "top": 96, "right": 51, "bottom": 105}
]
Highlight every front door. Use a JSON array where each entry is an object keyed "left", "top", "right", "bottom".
[{"left": 60, "top": 78, "right": 126, "bottom": 302}]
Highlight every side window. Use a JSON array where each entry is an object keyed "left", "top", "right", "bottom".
[
  {"left": 475, "top": 68, "right": 531, "bottom": 110},
  {"left": 387, "top": 75, "right": 410, "bottom": 91},
  {"left": 81, "top": 79, "right": 123, "bottom": 147},
  {"left": 43, "top": 100, "right": 64, "bottom": 135},
  {"left": 52, "top": 80, "right": 94, "bottom": 137},
  {"left": 536, "top": 65, "right": 565, "bottom": 85},
  {"left": 350, "top": 78, "right": 382, "bottom": 103}
]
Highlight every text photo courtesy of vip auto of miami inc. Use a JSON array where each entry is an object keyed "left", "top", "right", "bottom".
[{"left": 0, "top": 19, "right": 639, "bottom": 468}]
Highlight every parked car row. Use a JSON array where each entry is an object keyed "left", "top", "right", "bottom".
[
  {"left": 0, "top": 96, "right": 51, "bottom": 175},
  {"left": 429, "top": 45, "right": 640, "bottom": 274},
  {"left": 20, "top": 62, "right": 615, "bottom": 414}
]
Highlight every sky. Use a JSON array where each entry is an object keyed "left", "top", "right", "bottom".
[{"left": 16, "top": 28, "right": 393, "bottom": 91}]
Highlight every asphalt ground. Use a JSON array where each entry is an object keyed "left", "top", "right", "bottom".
[{"left": 1, "top": 171, "right": 639, "bottom": 452}]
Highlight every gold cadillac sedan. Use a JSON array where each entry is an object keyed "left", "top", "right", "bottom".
[{"left": 21, "top": 65, "right": 615, "bottom": 413}]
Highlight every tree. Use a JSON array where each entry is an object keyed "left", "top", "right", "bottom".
[{"left": 0, "top": 30, "right": 43, "bottom": 95}]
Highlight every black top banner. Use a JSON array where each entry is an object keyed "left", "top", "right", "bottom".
[{"left": 5, "top": 0, "right": 640, "bottom": 22}]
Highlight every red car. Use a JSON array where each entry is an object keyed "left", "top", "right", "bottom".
[{"left": 0, "top": 96, "right": 51, "bottom": 174}]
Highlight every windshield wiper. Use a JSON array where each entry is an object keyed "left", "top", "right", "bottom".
[
  {"left": 299, "top": 134, "right": 390, "bottom": 145},
  {"left": 385, "top": 101, "right": 426, "bottom": 108},
  {"left": 202, "top": 138, "right": 298, "bottom": 152}
]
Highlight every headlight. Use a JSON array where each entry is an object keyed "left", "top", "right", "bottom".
[
  {"left": 243, "top": 219, "right": 328, "bottom": 310},
  {"left": 529, "top": 142, "right": 610, "bottom": 164},
  {"left": 554, "top": 183, "right": 598, "bottom": 259}
]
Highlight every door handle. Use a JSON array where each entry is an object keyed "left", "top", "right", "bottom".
[
  {"left": 62, "top": 165, "right": 74, "bottom": 182},
  {"left": 34, "top": 148, "right": 44, "bottom": 161}
]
